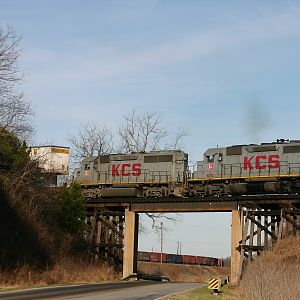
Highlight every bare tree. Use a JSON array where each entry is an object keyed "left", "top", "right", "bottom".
[
  {"left": 0, "top": 25, "right": 33, "bottom": 139},
  {"left": 68, "top": 121, "right": 113, "bottom": 167},
  {"left": 145, "top": 212, "right": 181, "bottom": 231},
  {"left": 119, "top": 110, "right": 168, "bottom": 153},
  {"left": 165, "top": 127, "right": 188, "bottom": 150},
  {"left": 119, "top": 110, "right": 187, "bottom": 227}
]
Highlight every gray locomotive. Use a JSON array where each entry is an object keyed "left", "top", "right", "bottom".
[
  {"left": 74, "top": 139, "right": 300, "bottom": 198},
  {"left": 190, "top": 139, "right": 300, "bottom": 196},
  {"left": 74, "top": 150, "right": 188, "bottom": 198}
]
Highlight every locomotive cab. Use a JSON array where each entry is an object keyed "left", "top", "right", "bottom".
[
  {"left": 74, "top": 156, "right": 97, "bottom": 185},
  {"left": 194, "top": 148, "right": 226, "bottom": 179}
]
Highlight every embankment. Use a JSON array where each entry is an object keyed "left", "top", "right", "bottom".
[{"left": 138, "top": 261, "right": 229, "bottom": 282}]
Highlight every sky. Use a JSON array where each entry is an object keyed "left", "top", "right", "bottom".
[{"left": 2, "top": 0, "right": 300, "bottom": 257}]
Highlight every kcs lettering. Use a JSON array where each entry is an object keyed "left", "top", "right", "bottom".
[
  {"left": 112, "top": 163, "right": 142, "bottom": 176},
  {"left": 243, "top": 155, "right": 280, "bottom": 170}
]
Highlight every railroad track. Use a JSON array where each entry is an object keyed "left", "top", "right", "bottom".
[{"left": 86, "top": 193, "right": 300, "bottom": 205}]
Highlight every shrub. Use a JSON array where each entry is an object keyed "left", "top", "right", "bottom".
[{"left": 60, "top": 183, "right": 86, "bottom": 233}]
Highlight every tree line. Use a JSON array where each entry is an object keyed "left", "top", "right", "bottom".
[{"left": 0, "top": 26, "right": 88, "bottom": 275}]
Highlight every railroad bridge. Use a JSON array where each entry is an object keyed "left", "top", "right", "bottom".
[{"left": 86, "top": 194, "right": 300, "bottom": 284}]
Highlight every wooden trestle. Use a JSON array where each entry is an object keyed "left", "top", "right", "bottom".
[
  {"left": 236, "top": 206, "right": 300, "bottom": 281},
  {"left": 87, "top": 209, "right": 125, "bottom": 267}
]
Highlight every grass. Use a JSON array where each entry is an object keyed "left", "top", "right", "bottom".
[
  {"left": 238, "top": 236, "right": 300, "bottom": 300},
  {"left": 167, "top": 236, "right": 300, "bottom": 300},
  {"left": 0, "top": 257, "right": 119, "bottom": 290},
  {"left": 166, "top": 285, "right": 237, "bottom": 300}
]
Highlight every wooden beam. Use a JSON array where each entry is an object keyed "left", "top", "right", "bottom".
[
  {"left": 237, "top": 245, "right": 264, "bottom": 251},
  {"left": 130, "top": 201, "right": 237, "bottom": 212},
  {"left": 247, "top": 215, "right": 277, "bottom": 240},
  {"left": 249, "top": 215, "right": 255, "bottom": 260},
  {"left": 237, "top": 210, "right": 249, "bottom": 281},
  {"left": 97, "top": 243, "right": 123, "bottom": 248},
  {"left": 99, "top": 211, "right": 125, "bottom": 216},
  {"left": 249, "top": 210, "right": 281, "bottom": 216},
  {"left": 239, "top": 221, "right": 272, "bottom": 244},
  {"left": 89, "top": 210, "right": 98, "bottom": 244},
  {"left": 98, "top": 216, "right": 124, "bottom": 238},
  {"left": 283, "top": 214, "right": 300, "bottom": 230},
  {"left": 257, "top": 213, "right": 261, "bottom": 255}
]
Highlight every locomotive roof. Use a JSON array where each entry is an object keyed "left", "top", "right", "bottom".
[
  {"left": 104, "top": 150, "right": 186, "bottom": 156},
  {"left": 228, "top": 139, "right": 300, "bottom": 148},
  {"left": 30, "top": 145, "right": 70, "bottom": 149}
]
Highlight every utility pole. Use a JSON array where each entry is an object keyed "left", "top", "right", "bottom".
[
  {"left": 177, "top": 242, "right": 180, "bottom": 255},
  {"left": 160, "top": 222, "right": 163, "bottom": 263}
]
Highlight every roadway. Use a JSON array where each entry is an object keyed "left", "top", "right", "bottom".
[{"left": 0, "top": 282, "right": 204, "bottom": 300}]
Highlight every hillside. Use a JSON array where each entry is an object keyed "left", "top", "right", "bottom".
[{"left": 239, "top": 236, "right": 300, "bottom": 300}]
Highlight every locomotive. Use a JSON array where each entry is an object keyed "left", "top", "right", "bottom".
[
  {"left": 190, "top": 139, "right": 300, "bottom": 196},
  {"left": 74, "top": 139, "right": 300, "bottom": 198},
  {"left": 74, "top": 150, "right": 188, "bottom": 198}
]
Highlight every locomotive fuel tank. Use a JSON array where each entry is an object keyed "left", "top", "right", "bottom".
[{"left": 228, "top": 182, "right": 280, "bottom": 194}]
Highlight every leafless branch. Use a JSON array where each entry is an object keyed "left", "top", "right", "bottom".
[
  {"left": 165, "top": 127, "right": 188, "bottom": 150},
  {"left": 68, "top": 121, "right": 113, "bottom": 167},
  {"left": 146, "top": 212, "right": 181, "bottom": 232},
  {"left": 0, "top": 25, "right": 33, "bottom": 140},
  {"left": 119, "top": 109, "right": 168, "bottom": 153}
]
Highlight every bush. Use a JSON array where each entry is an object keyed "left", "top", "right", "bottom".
[{"left": 60, "top": 183, "right": 86, "bottom": 233}]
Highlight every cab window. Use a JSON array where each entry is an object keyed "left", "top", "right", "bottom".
[{"left": 206, "top": 155, "right": 214, "bottom": 163}]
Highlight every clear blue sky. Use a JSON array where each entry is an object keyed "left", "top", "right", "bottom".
[{"left": 2, "top": 1, "right": 300, "bottom": 257}]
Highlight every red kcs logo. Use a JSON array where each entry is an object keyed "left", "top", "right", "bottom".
[
  {"left": 243, "top": 154, "right": 280, "bottom": 170},
  {"left": 112, "top": 163, "right": 142, "bottom": 176}
]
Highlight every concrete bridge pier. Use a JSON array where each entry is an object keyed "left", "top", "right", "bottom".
[
  {"left": 231, "top": 208, "right": 243, "bottom": 285},
  {"left": 123, "top": 209, "right": 139, "bottom": 279}
]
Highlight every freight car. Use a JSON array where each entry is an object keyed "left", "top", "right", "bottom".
[
  {"left": 138, "top": 251, "right": 150, "bottom": 262},
  {"left": 137, "top": 251, "right": 223, "bottom": 267},
  {"left": 166, "top": 253, "right": 183, "bottom": 264},
  {"left": 74, "top": 150, "right": 188, "bottom": 198},
  {"left": 75, "top": 139, "right": 300, "bottom": 198}
]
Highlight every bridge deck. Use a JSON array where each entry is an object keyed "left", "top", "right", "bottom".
[{"left": 86, "top": 194, "right": 300, "bottom": 212}]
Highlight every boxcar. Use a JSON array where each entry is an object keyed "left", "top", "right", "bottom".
[
  {"left": 182, "top": 255, "right": 197, "bottom": 264},
  {"left": 149, "top": 252, "right": 167, "bottom": 263},
  {"left": 166, "top": 254, "right": 183, "bottom": 264},
  {"left": 138, "top": 251, "right": 150, "bottom": 262}
]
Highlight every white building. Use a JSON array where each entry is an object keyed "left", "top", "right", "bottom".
[{"left": 30, "top": 145, "right": 70, "bottom": 175}]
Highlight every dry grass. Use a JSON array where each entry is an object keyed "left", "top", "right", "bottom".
[
  {"left": 138, "top": 261, "right": 230, "bottom": 282},
  {"left": 166, "top": 285, "right": 238, "bottom": 300},
  {"left": 0, "top": 257, "right": 119, "bottom": 289},
  {"left": 238, "top": 236, "right": 300, "bottom": 300}
]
